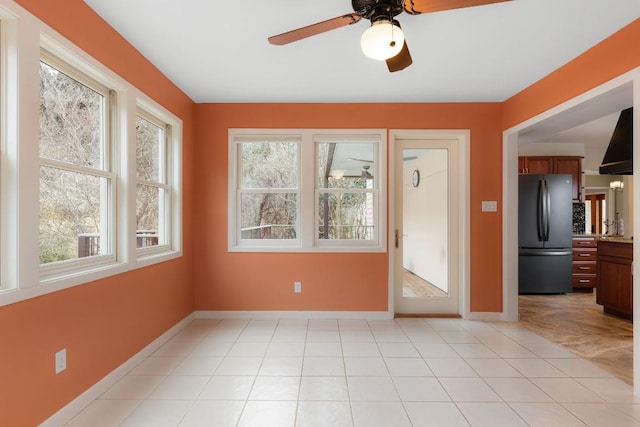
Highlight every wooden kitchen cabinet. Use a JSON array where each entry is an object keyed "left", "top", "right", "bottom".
[
  {"left": 554, "top": 157, "right": 582, "bottom": 202},
  {"left": 596, "top": 240, "right": 633, "bottom": 320},
  {"left": 572, "top": 237, "right": 597, "bottom": 290},
  {"left": 518, "top": 156, "right": 582, "bottom": 200},
  {"left": 519, "top": 156, "right": 553, "bottom": 174}
]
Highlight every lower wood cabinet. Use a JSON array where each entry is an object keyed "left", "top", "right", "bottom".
[
  {"left": 572, "top": 237, "right": 596, "bottom": 290},
  {"left": 596, "top": 240, "right": 633, "bottom": 320}
]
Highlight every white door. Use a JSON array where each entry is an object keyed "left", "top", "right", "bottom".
[{"left": 394, "top": 138, "right": 460, "bottom": 315}]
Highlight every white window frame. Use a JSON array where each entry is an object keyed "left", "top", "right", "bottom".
[
  {"left": 135, "top": 108, "right": 173, "bottom": 258},
  {"left": 133, "top": 95, "right": 182, "bottom": 264},
  {"left": 314, "top": 135, "right": 381, "bottom": 249},
  {"left": 0, "top": 7, "right": 20, "bottom": 295},
  {"left": 0, "top": 17, "right": 5, "bottom": 290},
  {"left": 229, "top": 129, "right": 386, "bottom": 253},
  {"left": 39, "top": 50, "right": 117, "bottom": 279},
  {"left": 230, "top": 133, "right": 302, "bottom": 250}
]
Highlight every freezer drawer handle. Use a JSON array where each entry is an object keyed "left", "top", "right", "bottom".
[{"left": 519, "top": 250, "right": 573, "bottom": 256}]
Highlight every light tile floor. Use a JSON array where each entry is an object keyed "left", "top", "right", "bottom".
[{"left": 64, "top": 318, "right": 640, "bottom": 427}]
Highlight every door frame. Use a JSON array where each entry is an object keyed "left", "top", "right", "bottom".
[{"left": 388, "top": 130, "right": 471, "bottom": 318}]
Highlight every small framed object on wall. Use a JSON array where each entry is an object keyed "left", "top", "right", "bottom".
[{"left": 412, "top": 169, "right": 420, "bottom": 187}]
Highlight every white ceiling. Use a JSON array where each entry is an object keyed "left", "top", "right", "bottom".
[{"left": 83, "top": 0, "right": 640, "bottom": 103}]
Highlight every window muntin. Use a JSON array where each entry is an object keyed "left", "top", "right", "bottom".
[
  {"left": 135, "top": 112, "right": 170, "bottom": 250},
  {"left": 39, "top": 54, "right": 114, "bottom": 267},
  {"left": 235, "top": 138, "right": 300, "bottom": 244},
  {"left": 229, "top": 130, "right": 385, "bottom": 252}
]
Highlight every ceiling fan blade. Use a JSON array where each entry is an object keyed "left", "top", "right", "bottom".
[
  {"left": 404, "top": 0, "right": 512, "bottom": 14},
  {"left": 347, "top": 157, "right": 374, "bottom": 163},
  {"left": 386, "top": 40, "right": 412, "bottom": 72},
  {"left": 268, "top": 13, "right": 362, "bottom": 45}
]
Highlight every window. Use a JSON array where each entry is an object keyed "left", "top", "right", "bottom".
[
  {"left": 232, "top": 135, "right": 301, "bottom": 247},
  {"left": 136, "top": 111, "right": 171, "bottom": 253},
  {"left": 0, "top": 9, "right": 184, "bottom": 306},
  {"left": 229, "top": 130, "right": 386, "bottom": 252},
  {"left": 39, "top": 52, "right": 115, "bottom": 273},
  {"left": 316, "top": 139, "right": 378, "bottom": 243}
]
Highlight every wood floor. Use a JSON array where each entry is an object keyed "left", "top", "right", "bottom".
[
  {"left": 518, "top": 292, "right": 633, "bottom": 385},
  {"left": 402, "top": 269, "right": 447, "bottom": 298}
]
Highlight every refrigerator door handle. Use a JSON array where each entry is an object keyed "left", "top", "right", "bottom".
[
  {"left": 537, "top": 179, "right": 545, "bottom": 241},
  {"left": 543, "top": 178, "right": 551, "bottom": 241}
]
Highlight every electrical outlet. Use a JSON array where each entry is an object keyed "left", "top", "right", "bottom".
[
  {"left": 55, "top": 348, "right": 67, "bottom": 374},
  {"left": 294, "top": 281, "right": 302, "bottom": 293}
]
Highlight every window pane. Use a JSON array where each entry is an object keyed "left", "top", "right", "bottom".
[
  {"left": 240, "top": 142, "right": 297, "bottom": 189},
  {"left": 39, "top": 61, "right": 104, "bottom": 168},
  {"left": 318, "top": 192, "right": 375, "bottom": 240},
  {"left": 317, "top": 141, "right": 375, "bottom": 189},
  {"left": 40, "top": 166, "right": 108, "bottom": 263},
  {"left": 136, "top": 184, "right": 164, "bottom": 247},
  {"left": 241, "top": 193, "right": 297, "bottom": 239},
  {"left": 136, "top": 115, "right": 162, "bottom": 182}
]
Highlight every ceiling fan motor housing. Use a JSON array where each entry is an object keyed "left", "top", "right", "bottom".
[{"left": 352, "top": 0, "right": 406, "bottom": 22}]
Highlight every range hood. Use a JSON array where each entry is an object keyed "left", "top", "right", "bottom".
[{"left": 599, "top": 107, "right": 633, "bottom": 175}]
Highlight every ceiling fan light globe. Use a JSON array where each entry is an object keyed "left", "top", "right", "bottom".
[
  {"left": 331, "top": 169, "right": 345, "bottom": 180},
  {"left": 360, "top": 20, "right": 404, "bottom": 61}
]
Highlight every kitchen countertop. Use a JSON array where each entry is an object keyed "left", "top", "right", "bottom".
[
  {"left": 573, "top": 234, "right": 633, "bottom": 244},
  {"left": 599, "top": 236, "right": 633, "bottom": 244}
]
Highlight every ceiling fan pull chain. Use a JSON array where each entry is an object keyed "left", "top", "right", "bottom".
[{"left": 389, "top": 11, "right": 397, "bottom": 47}]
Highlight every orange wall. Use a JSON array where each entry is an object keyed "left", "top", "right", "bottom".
[
  {"left": 194, "top": 103, "right": 503, "bottom": 313},
  {"left": 503, "top": 18, "right": 640, "bottom": 129},
  {"left": 0, "top": 1, "right": 196, "bottom": 425}
]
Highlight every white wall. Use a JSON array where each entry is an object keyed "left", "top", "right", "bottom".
[
  {"left": 518, "top": 142, "right": 585, "bottom": 157},
  {"left": 402, "top": 150, "right": 448, "bottom": 292}
]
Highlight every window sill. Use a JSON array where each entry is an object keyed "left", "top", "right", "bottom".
[
  {"left": 0, "top": 250, "right": 182, "bottom": 308},
  {"left": 228, "top": 245, "right": 386, "bottom": 253}
]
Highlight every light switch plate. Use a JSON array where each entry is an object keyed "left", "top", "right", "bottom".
[
  {"left": 55, "top": 348, "right": 67, "bottom": 374},
  {"left": 482, "top": 201, "right": 498, "bottom": 212}
]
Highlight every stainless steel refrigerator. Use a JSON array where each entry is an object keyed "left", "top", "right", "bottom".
[{"left": 519, "top": 174, "right": 573, "bottom": 294}]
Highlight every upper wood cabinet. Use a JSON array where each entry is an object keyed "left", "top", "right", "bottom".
[
  {"left": 519, "top": 156, "right": 583, "bottom": 201},
  {"left": 519, "top": 156, "right": 554, "bottom": 174}
]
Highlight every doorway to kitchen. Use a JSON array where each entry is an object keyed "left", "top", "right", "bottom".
[
  {"left": 503, "top": 74, "right": 638, "bottom": 391},
  {"left": 392, "top": 132, "right": 466, "bottom": 316}
]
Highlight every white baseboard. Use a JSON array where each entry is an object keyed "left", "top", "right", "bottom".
[
  {"left": 39, "top": 313, "right": 195, "bottom": 427},
  {"left": 195, "top": 310, "right": 393, "bottom": 320}
]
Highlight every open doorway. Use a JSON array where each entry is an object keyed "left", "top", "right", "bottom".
[
  {"left": 585, "top": 193, "right": 606, "bottom": 234},
  {"left": 503, "top": 75, "right": 637, "bottom": 390}
]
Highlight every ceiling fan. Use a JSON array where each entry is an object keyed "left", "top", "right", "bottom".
[
  {"left": 268, "top": 0, "right": 513, "bottom": 72},
  {"left": 362, "top": 165, "right": 374, "bottom": 179}
]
